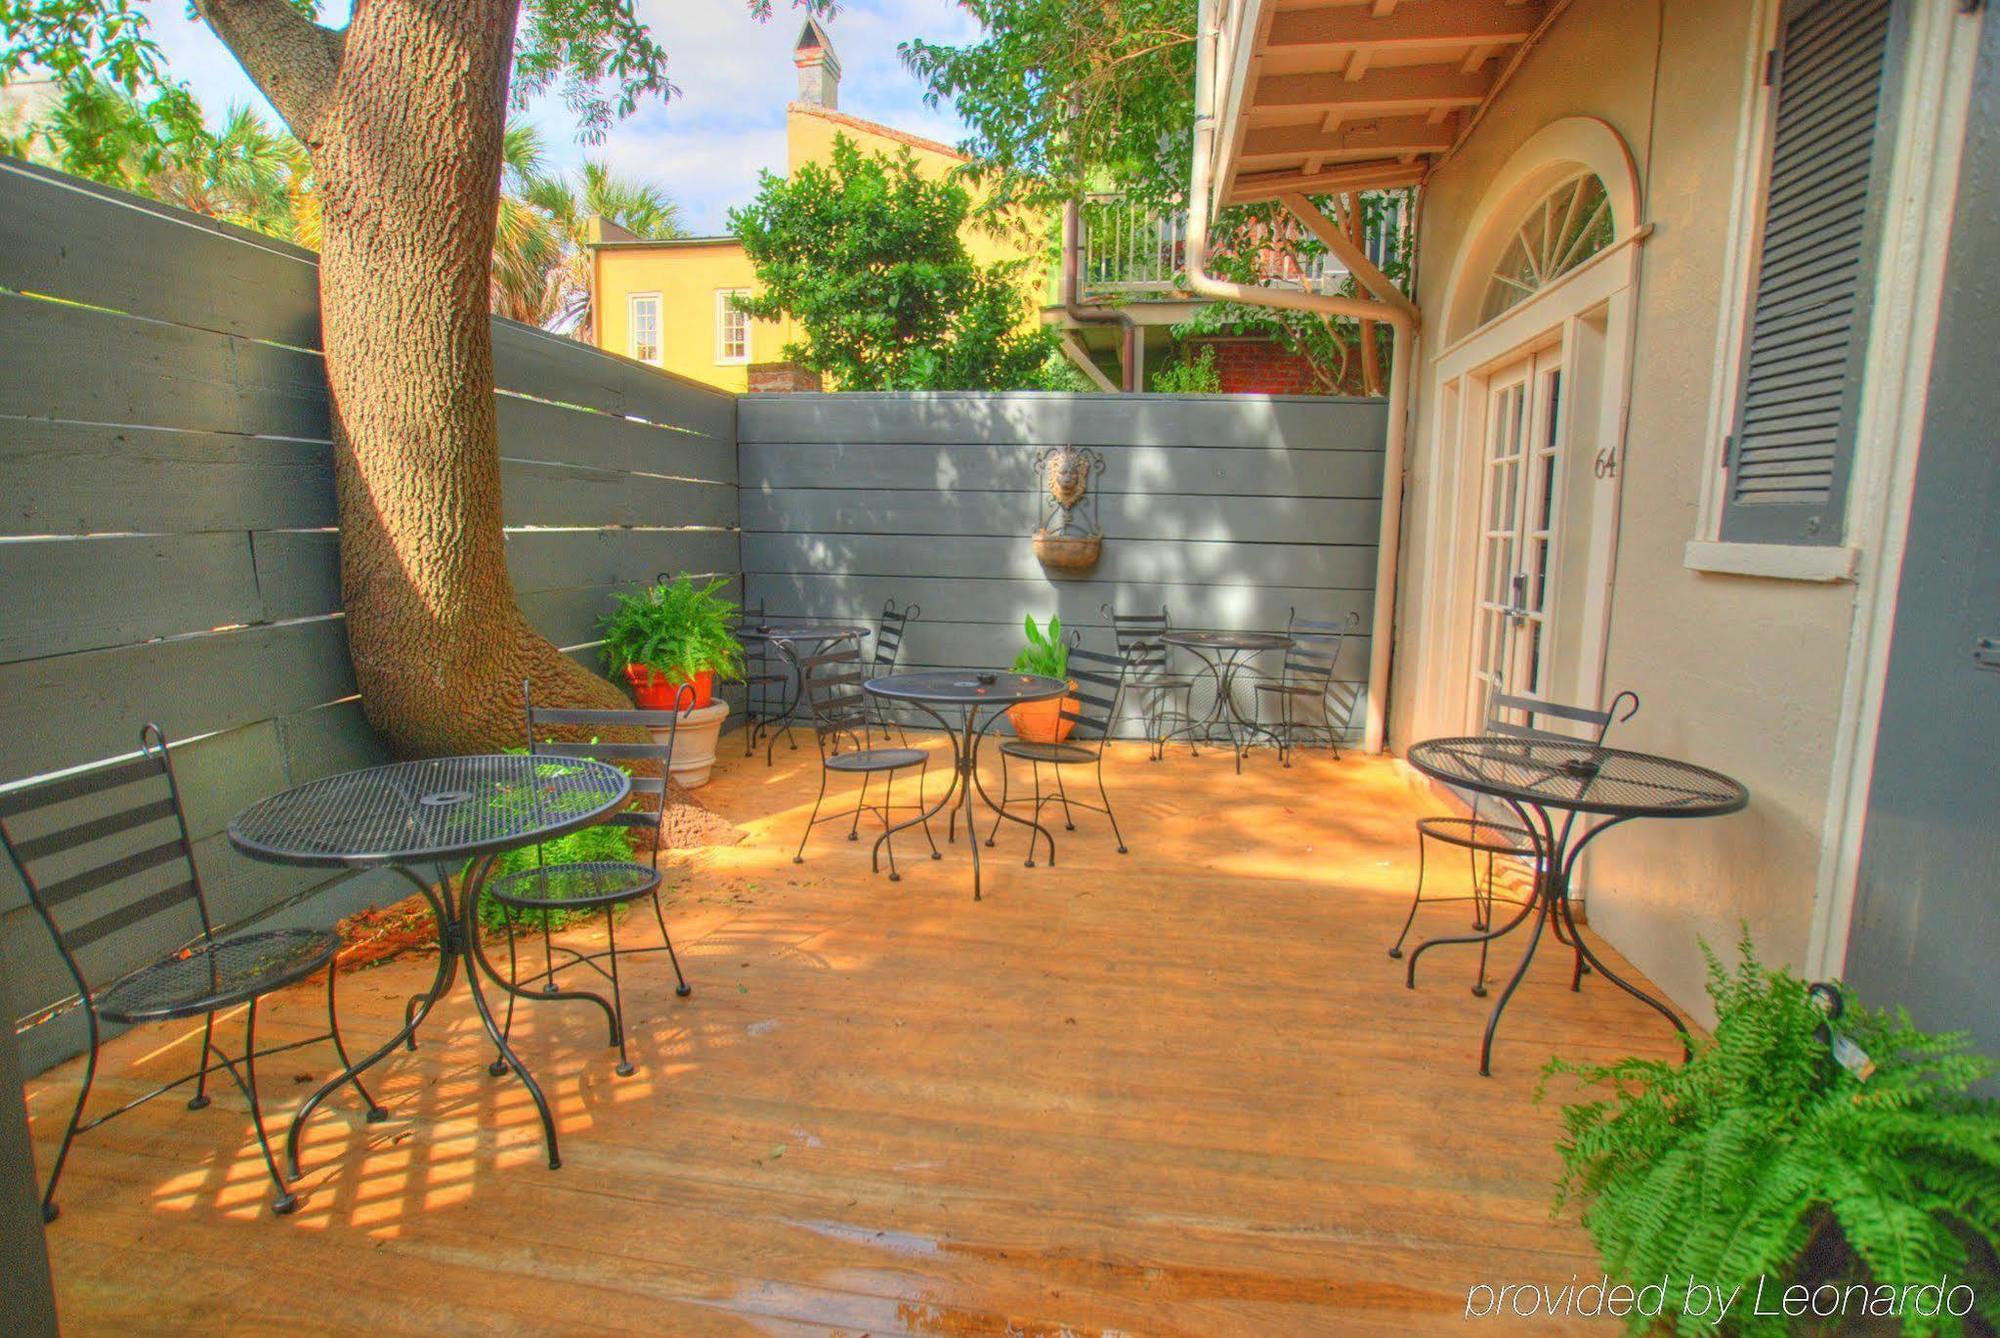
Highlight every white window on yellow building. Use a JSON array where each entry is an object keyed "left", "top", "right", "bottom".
[
  {"left": 716, "top": 289, "right": 751, "bottom": 365},
  {"left": 629, "top": 293, "right": 662, "bottom": 364}
]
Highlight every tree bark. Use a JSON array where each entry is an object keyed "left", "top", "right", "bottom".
[{"left": 198, "top": 0, "right": 632, "bottom": 756}]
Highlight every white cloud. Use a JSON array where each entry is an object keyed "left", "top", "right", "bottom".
[{"left": 142, "top": 0, "right": 983, "bottom": 234}]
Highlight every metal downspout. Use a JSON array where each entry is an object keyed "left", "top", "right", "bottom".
[
  {"left": 1061, "top": 199, "right": 1142, "bottom": 392},
  {"left": 1188, "top": 0, "right": 1419, "bottom": 754}
]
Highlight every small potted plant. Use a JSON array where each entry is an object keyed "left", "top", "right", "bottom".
[
  {"left": 598, "top": 575, "right": 745, "bottom": 787},
  {"left": 1006, "top": 614, "right": 1080, "bottom": 743}
]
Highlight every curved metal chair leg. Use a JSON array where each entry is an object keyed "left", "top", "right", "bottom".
[
  {"left": 1096, "top": 764, "right": 1128, "bottom": 855},
  {"left": 794, "top": 769, "right": 827, "bottom": 864},
  {"left": 40, "top": 1015, "right": 101, "bottom": 1223},
  {"left": 491, "top": 906, "right": 521, "bottom": 1076},
  {"left": 1473, "top": 852, "right": 1493, "bottom": 998},
  {"left": 187, "top": 1012, "right": 215, "bottom": 1110},
  {"left": 1388, "top": 832, "right": 1429, "bottom": 960},
  {"left": 1053, "top": 765, "right": 1076, "bottom": 832},
  {"left": 238, "top": 999, "right": 298, "bottom": 1214},
  {"left": 1026, "top": 762, "right": 1043, "bottom": 867},
  {"left": 917, "top": 758, "right": 941, "bottom": 859},
  {"left": 848, "top": 771, "right": 869, "bottom": 840},
  {"left": 539, "top": 907, "right": 560, "bottom": 995},
  {"left": 985, "top": 752, "right": 1009, "bottom": 848},
  {"left": 606, "top": 909, "right": 634, "bottom": 1075},
  {"left": 649, "top": 890, "right": 692, "bottom": 997},
  {"left": 326, "top": 963, "right": 387, "bottom": 1121},
  {"left": 882, "top": 769, "right": 901, "bottom": 882}
]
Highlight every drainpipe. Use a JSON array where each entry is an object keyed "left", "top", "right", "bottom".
[
  {"left": 1061, "top": 198, "right": 1142, "bottom": 392},
  {"left": 1189, "top": 0, "right": 1419, "bottom": 755}
]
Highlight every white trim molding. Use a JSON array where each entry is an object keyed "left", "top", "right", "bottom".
[{"left": 1683, "top": 540, "right": 1859, "bottom": 583}]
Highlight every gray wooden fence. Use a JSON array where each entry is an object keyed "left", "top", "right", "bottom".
[
  {"left": 739, "top": 392, "right": 1385, "bottom": 736},
  {"left": 0, "top": 160, "right": 738, "bottom": 1073}
]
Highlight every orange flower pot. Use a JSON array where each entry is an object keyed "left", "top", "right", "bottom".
[
  {"left": 1006, "top": 681, "right": 1079, "bottom": 743},
  {"left": 624, "top": 664, "right": 712, "bottom": 711}
]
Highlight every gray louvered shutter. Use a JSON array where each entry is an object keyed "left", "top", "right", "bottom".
[{"left": 1721, "top": 0, "right": 1908, "bottom": 544}]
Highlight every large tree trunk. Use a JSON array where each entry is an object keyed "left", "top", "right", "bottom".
[{"left": 199, "top": 0, "right": 631, "bottom": 756}]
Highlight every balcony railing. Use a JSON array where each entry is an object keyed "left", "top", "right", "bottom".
[{"left": 1076, "top": 193, "right": 1402, "bottom": 298}]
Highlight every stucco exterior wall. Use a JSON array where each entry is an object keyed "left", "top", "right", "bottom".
[{"left": 1393, "top": 0, "right": 1857, "bottom": 1019}]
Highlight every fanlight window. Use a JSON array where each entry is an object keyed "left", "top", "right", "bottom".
[{"left": 1479, "top": 173, "right": 1615, "bottom": 324}]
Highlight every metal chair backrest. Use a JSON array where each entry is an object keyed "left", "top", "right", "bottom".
[
  {"left": 791, "top": 641, "right": 871, "bottom": 749},
  {"left": 872, "top": 599, "right": 921, "bottom": 677},
  {"left": 1101, "top": 603, "right": 1178, "bottom": 680},
  {"left": 0, "top": 725, "right": 213, "bottom": 1007},
  {"left": 1280, "top": 609, "right": 1361, "bottom": 688},
  {"left": 1484, "top": 690, "right": 1640, "bottom": 746},
  {"left": 522, "top": 680, "right": 691, "bottom": 869},
  {"left": 1059, "top": 635, "right": 1128, "bottom": 743}
]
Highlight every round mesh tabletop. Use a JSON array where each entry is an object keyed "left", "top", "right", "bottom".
[
  {"left": 738, "top": 623, "right": 872, "bottom": 643},
  {"left": 864, "top": 670, "right": 1069, "bottom": 706},
  {"left": 1406, "top": 736, "right": 1748, "bottom": 819},
  {"left": 1164, "top": 630, "right": 1293, "bottom": 652},
  {"left": 228, "top": 754, "right": 631, "bottom": 868}
]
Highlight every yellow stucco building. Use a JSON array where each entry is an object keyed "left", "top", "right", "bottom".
[{"left": 588, "top": 18, "right": 1041, "bottom": 392}]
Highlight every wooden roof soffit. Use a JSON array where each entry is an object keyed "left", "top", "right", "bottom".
[{"left": 1218, "top": 0, "right": 1553, "bottom": 205}]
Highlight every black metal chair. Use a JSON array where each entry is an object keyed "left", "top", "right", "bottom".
[
  {"left": 866, "top": 599, "right": 922, "bottom": 742},
  {"left": 0, "top": 724, "right": 366, "bottom": 1219},
  {"left": 1102, "top": 603, "right": 1196, "bottom": 761},
  {"left": 733, "top": 595, "right": 793, "bottom": 760},
  {"left": 1253, "top": 609, "right": 1364, "bottom": 765},
  {"left": 486, "top": 681, "right": 698, "bottom": 1079},
  {"left": 986, "top": 636, "right": 1131, "bottom": 859},
  {"left": 1388, "top": 690, "right": 1641, "bottom": 995},
  {"left": 789, "top": 641, "right": 939, "bottom": 877}
]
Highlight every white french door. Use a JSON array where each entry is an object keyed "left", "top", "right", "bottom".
[{"left": 1468, "top": 346, "right": 1566, "bottom": 725}]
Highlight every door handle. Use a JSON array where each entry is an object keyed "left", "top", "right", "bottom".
[{"left": 1504, "top": 572, "right": 1531, "bottom": 622}]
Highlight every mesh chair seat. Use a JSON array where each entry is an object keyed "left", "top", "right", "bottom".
[
  {"left": 96, "top": 928, "right": 340, "bottom": 1025},
  {"left": 1254, "top": 679, "right": 1324, "bottom": 696},
  {"left": 487, "top": 860, "right": 661, "bottom": 911},
  {"left": 1132, "top": 672, "right": 1196, "bottom": 690},
  {"left": 825, "top": 747, "right": 927, "bottom": 773},
  {"left": 1414, "top": 815, "right": 1533, "bottom": 854},
  {"left": 999, "top": 739, "right": 1100, "bottom": 765}
]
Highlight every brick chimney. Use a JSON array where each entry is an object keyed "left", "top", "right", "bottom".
[{"left": 793, "top": 17, "right": 840, "bottom": 109}]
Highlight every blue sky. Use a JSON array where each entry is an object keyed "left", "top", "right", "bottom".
[{"left": 143, "top": 0, "right": 980, "bottom": 233}]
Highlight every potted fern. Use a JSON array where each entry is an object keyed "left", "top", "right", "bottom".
[
  {"left": 1544, "top": 933, "right": 2000, "bottom": 1335},
  {"left": 1006, "top": 614, "right": 1079, "bottom": 743},
  {"left": 598, "top": 575, "right": 745, "bottom": 787}
]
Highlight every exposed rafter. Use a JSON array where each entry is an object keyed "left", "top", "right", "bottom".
[{"left": 1264, "top": 0, "right": 1541, "bottom": 55}]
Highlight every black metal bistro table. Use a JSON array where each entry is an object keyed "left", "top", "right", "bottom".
[
  {"left": 863, "top": 671, "right": 1069, "bottom": 900},
  {"left": 739, "top": 622, "right": 872, "bottom": 762},
  {"left": 228, "top": 754, "right": 631, "bottom": 1175},
  {"left": 1403, "top": 736, "right": 1748, "bottom": 1075},
  {"left": 1157, "top": 629, "right": 1295, "bottom": 773}
]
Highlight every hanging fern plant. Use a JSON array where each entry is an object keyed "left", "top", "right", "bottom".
[{"left": 1543, "top": 933, "right": 2000, "bottom": 1335}]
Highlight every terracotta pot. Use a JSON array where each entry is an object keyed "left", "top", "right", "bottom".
[
  {"left": 625, "top": 664, "right": 713, "bottom": 710},
  {"left": 1006, "top": 681, "right": 1079, "bottom": 743},
  {"left": 654, "top": 700, "right": 730, "bottom": 789}
]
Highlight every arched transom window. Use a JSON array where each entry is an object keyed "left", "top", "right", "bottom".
[{"left": 1479, "top": 172, "right": 1615, "bottom": 325}]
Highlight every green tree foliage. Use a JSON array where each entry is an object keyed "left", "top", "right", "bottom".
[
  {"left": 901, "top": 0, "right": 1412, "bottom": 394},
  {"left": 1545, "top": 934, "right": 2000, "bottom": 1336},
  {"left": 729, "top": 135, "right": 1058, "bottom": 391},
  {"left": 1150, "top": 345, "right": 1220, "bottom": 394}
]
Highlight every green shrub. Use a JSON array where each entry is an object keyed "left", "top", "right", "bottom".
[
  {"left": 1152, "top": 346, "right": 1222, "bottom": 395},
  {"left": 1545, "top": 932, "right": 2000, "bottom": 1335},
  {"left": 464, "top": 753, "right": 641, "bottom": 933},
  {"left": 598, "top": 574, "right": 744, "bottom": 682},
  {"left": 1012, "top": 613, "right": 1068, "bottom": 679}
]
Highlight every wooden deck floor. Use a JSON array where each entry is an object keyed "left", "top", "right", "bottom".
[{"left": 27, "top": 738, "right": 1683, "bottom": 1334}]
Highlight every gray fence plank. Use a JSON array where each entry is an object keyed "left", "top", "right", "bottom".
[
  {"left": 493, "top": 321, "right": 735, "bottom": 441},
  {"left": 739, "top": 440, "right": 1383, "bottom": 497},
  {"left": 0, "top": 534, "right": 263, "bottom": 661},
  {"left": 521, "top": 574, "right": 742, "bottom": 654},
  {"left": 747, "top": 573, "right": 1371, "bottom": 633},
  {"left": 0, "top": 418, "right": 334, "bottom": 537},
  {"left": 500, "top": 461, "right": 735, "bottom": 529},
  {"left": 0, "top": 618, "right": 356, "bottom": 786},
  {"left": 742, "top": 488, "right": 1376, "bottom": 544},
  {"left": 505, "top": 528, "right": 739, "bottom": 594},
  {"left": 0, "top": 157, "right": 321, "bottom": 348},
  {"left": 742, "top": 532, "right": 1377, "bottom": 589},
  {"left": 497, "top": 393, "right": 736, "bottom": 485},
  {"left": 739, "top": 391, "right": 1387, "bottom": 449},
  {"left": 0, "top": 294, "right": 329, "bottom": 440}
]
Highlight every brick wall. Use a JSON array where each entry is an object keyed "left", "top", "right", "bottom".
[
  {"left": 1184, "top": 337, "right": 1324, "bottom": 395},
  {"left": 746, "top": 361, "right": 824, "bottom": 393}
]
